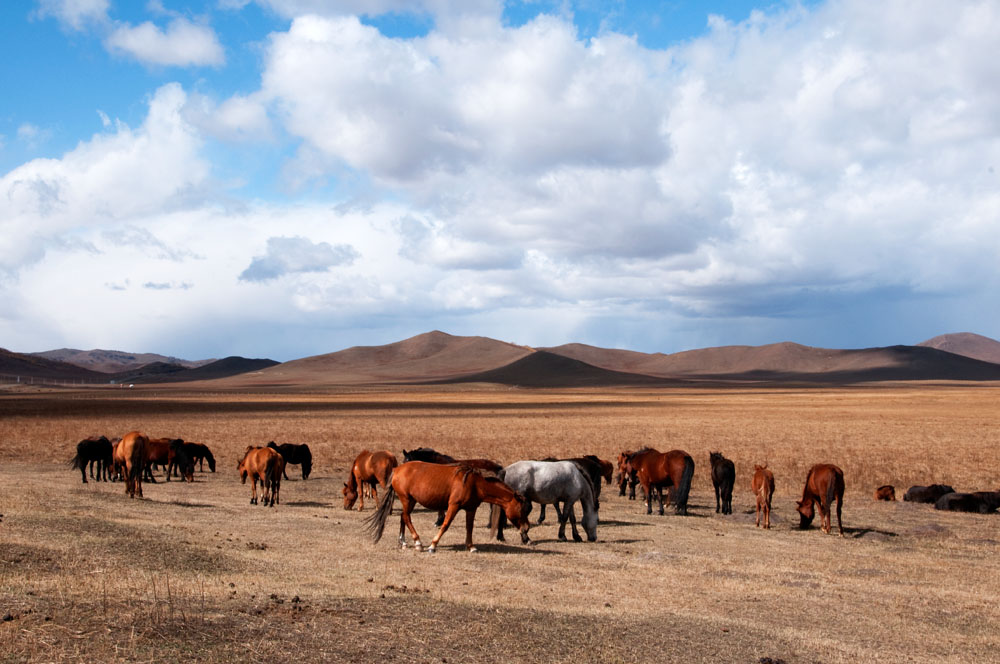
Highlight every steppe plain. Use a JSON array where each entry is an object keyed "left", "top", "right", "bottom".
[{"left": 1, "top": 382, "right": 998, "bottom": 662}]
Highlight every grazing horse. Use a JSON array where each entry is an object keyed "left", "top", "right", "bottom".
[
  {"left": 119, "top": 431, "right": 148, "bottom": 499},
  {"left": 617, "top": 450, "right": 639, "bottom": 499},
  {"left": 182, "top": 442, "right": 216, "bottom": 473},
  {"left": 751, "top": 465, "right": 775, "bottom": 529},
  {"left": 402, "top": 448, "right": 503, "bottom": 526},
  {"left": 623, "top": 448, "right": 695, "bottom": 516},
  {"left": 237, "top": 446, "right": 285, "bottom": 507},
  {"left": 934, "top": 491, "right": 1000, "bottom": 513},
  {"left": 144, "top": 438, "right": 190, "bottom": 483},
  {"left": 365, "top": 461, "right": 531, "bottom": 553},
  {"left": 495, "top": 460, "right": 598, "bottom": 542},
  {"left": 796, "top": 464, "right": 845, "bottom": 535},
  {"left": 710, "top": 452, "right": 736, "bottom": 515},
  {"left": 536, "top": 456, "right": 612, "bottom": 525},
  {"left": 873, "top": 485, "right": 896, "bottom": 501},
  {"left": 343, "top": 450, "right": 398, "bottom": 511},
  {"left": 70, "top": 436, "right": 113, "bottom": 483},
  {"left": 267, "top": 441, "right": 313, "bottom": 480},
  {"left": 903, "top": 484, "right": 955, "bottom": 503}
]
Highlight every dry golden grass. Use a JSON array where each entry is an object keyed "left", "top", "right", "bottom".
[{"left": 1, "top": 383, "right": 999, "bottom": 662}]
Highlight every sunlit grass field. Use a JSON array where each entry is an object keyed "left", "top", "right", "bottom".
[{"left": 1, "top": 383, "right": 998, "bottom": 662}]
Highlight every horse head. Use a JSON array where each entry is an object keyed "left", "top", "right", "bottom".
[
  {"left": 796, "top": 499, "right": 815, "bottom": 528},
  {"left": 342, "top": 482, "right": 358, "bottom": 509},
  {"left": 505, "top": 492, "right": 533, "bottom": 544}
]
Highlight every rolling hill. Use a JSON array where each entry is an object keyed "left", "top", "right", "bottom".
[{"left": 917, "top": 332, "right": 1000, "bottom": 365}]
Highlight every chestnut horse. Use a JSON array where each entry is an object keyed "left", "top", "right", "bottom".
[
  {"left": 143, "top": 438, "right": 189, "bottom": 483},
  {"left": 710, "top": 452, "right": 735, "bottom": 515},
  {"left": 237, "top": 446, "right": 285, "bottom": 507},
  {"left": 797, "top": 464, "right": 845, "bottom": 535},
  {"left": 623, "top": 448, "right": 695, "bottom": 515},
  {"left": 343, "top": 450, "right": 398, "bottom": 511},
  {"left": 365, "top": 461, "right": 531, "bottom": 553},
  {"left": 751, "top": 465, "right": 775, "bottom": 529},
  {"left": 402, "top": 447, "right": 504, "bottom": 525},
  {"left": 119, "top": 431, "right": 148, "bottom": 499}
]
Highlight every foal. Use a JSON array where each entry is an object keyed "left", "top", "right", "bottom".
[{"left": 751, "top": 465, "right": 775, "bottom": 529}]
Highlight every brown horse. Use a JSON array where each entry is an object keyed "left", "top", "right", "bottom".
[
  {"left": 617, "top": 450, "right": 637, "bottom": 498},
  {"left": 343, "top": 450, "right": 398, "bottom": 510},
  {"left": 119, "top": 431, "right": 148, "bottom": 499},
  {"left": 237, "top": 446, "right": 285, "bottom": 507},
  {"left": 144, "top": 438, "right": 189, "bottom": 483},
  {"left": 873, "top": 485, "right": 896, "bottom": 501},
  {"left": 623, "top": 448, "right": 695, "bottom": 515},
  {"left": 365, "top": 461, "right": 531, "bottom": 553},
  {"left": 751, "top": 465, "right": 775, "bottom": 529},
  {"left": 797, "top": 464, "right": 845, "bottom": 535}
]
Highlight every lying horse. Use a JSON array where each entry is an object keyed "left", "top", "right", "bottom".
[
  {"left": 751, "top": 465, "right": 775, "bottom": 529},
  {"left": 623, "top": 448, "right": 695, "bottom": 515},
  {"left": 934, "top": 491, "right": 1000, "bottom": 513},
  {"left": 267, "top": 441, "right": 312, "bottom": 480},
  {"left": 183, "top": 442, "right": 216, "bottom": 473},
  {"left": 796, "top": 464, "right": 844, "bottom": 535},
  {"left": 903, "top": 484, "right": 955, "bottom": 503},
  {"left": 71, "top": 436, "right": 113, "bottom": 483},
  {"left": 536, "top": 455, "right": 611, "bottom": 525},
  {"left": 237, "top": 446, "right": 285, "bottom": 507},
  {"left": 710, "top": 451, "right": 735, "bottom": 515},
  {"left": 495, "top": 460, "right": 597, "bottom": 542},
  {"left": 119, "top": 431, "right": 148, "bottom": 499},
  {"left": 873, "top": 485, "right": 896, "bottom": 501},
  {"left": 343, "top": 450, "right": 398, "bottom": 511},
  {"left": 365, "top": 461, "right": 531, "bottom": 553}
]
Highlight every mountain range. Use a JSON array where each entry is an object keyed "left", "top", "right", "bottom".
[{"left": 3, "top": 331, "right": 1000, "bottom": 387}]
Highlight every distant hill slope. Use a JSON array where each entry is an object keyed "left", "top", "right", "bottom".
[
  {"left": 545, "top": 341, "right": 1000, "bottom": 383},
  {"left": 0, "top": 348, "right": 110, "bottom": 382},
  {"left": 32, "top": 348, "right": 214, "bottom": 373},
  {"left": 917, "top": 332, "right": 1000, "bottom": 365},
  {"left": 113, "top": 357, "right": 279, "bottom": 384},
  {"left": 231, "top": 330, "right": 534, "bottom": 386},
  {"left": 436, "top": 351, "right": 675, "bottom": 387}
]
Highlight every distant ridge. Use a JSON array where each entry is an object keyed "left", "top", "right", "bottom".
[
  {"left": 917, "top": 332, "right": 1000, "bottom": 365},
  {"left": 436, "top": 351, "right": 676, "bottom": 387},
  {"left": 112, "top": 357, "right": 280, "bottom": 384},
  {"left": 32, "top": 348, "right": 213, "bottom": 373},
  {"left": 0, "top": 348, "right": 109, "bottom": 382}
]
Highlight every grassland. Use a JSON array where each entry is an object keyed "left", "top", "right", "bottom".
[{"left": 1, "top": 383, "right": 998, "bottom": 662}]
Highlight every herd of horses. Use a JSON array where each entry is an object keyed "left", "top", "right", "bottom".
[{"left": 70, "top": 436, "right": 999, "bottom": 553}]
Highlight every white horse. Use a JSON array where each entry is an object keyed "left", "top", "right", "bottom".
[{"left": 494, "top": 460, "right": 597, "bottom": 542}]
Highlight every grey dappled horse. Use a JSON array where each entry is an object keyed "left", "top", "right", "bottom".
[{"left": 494, "top": 460, "right": 598, "bottom": 542}]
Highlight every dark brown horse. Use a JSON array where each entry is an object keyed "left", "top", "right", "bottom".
[
  {"left": 623, "top": 448, "right": 695, "bottom": 515},
  {"left": 181, "top": 442, "right": 215, "bottom": 473},
  {"left": 70, "top": 436, "right": 113, "bottom": 483},
  {"left": 343, "top": 450, "right": 398, "bottom": 510},
  {"left": 797, "top": 464, "right": 844, "bottom": 535},
  {"left": 267, "top": 441, "right": 312, "bottom": 480},
  {"left": 709, "top": 451, "right": 735, "bottom": 515},
  {"left": 365, "top": 461, "right": 531, "bottom": 553},
  {"left": 144, "top": 438, "right": 190, "bottom": 483},
  {"left": 873, "top": 485, "right": 896, "bottom": 501},
  {"left": 751, "top": 465, "right": 775, "bottom": 529},
  {"left": 903, "top": 484, "right": 955, "bottom": 503},
  {"left": 934, "top": 491, "right": 1000, "bottom": 513},
  {"left": 237, "top": 446, "right": 285, "bottom": 507},
  {"left": 119, "top": 431, "right": 148, "bottom": 499}
]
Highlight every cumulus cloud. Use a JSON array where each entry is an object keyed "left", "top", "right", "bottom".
[
  {"left": 105, "top": 18, "right": 225, "bottom": 67},
  {"left": 183, "top": 92, "right": 272, "bottom": 143},
  {"left": 239, "top": 236, "right": 360, "bottom": 282},
  {"left": 33, "top": 0, "right": 109, "bottom": 30}
]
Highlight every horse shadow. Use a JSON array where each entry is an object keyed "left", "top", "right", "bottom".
[
  {"left": 599, "top": 519, "right": 652, "bottom": 528},
  {"left": 166, "top": 500, "right": 214, "bottom": 508},
  {"left": 283, "top": 500, "right": 333, "bottom": 508},
  {"left": 844, "top": 526, "right": 898, "bottom": 539},
  {"left": 470, "top": 543, "right": 566, "bottom": 555},
  {"left": 601, "top": 538, "right": 652, "bottom": 545}
]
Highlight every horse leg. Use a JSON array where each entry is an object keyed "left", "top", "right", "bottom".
[
  {"left": 435, "top": 510, "right": 445, "bottom": 527},
  {"left": 495, "top": 508, "right": 507, "bottom": 542},
  {"left": 463, "top": 507, "right": 479, "bottom": 552},
  {"left": 566, "top": 501, "right": 582, "bottom": 542},
  {"left": 714, "top": 481, "right": 720, "bottom": 513},
  {"left": 755, "top": 496, "right": 762, "bottom": 528},
  {"left": 836, "top": 495, "right": 844, "bottom": 536},
  {"left": 556, "top": 502, "right": 569, "bottom": 541},
  {"left": 537, "top": 502, "right": 547, "bottom": 525},
  {"left": 428, "top": 503, "right": 462, "bottom": 553},
  {"left": 657, "top": 486, "right": 666, "bottom": 516},
  {"left": 400, "top": 499, "right": 423, "bottom": 551},
  {"left": 250, "top": 476, "right": 258, "bottom": 505}
]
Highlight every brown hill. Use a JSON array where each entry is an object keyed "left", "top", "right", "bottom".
[
  {"left": 540, "top": 343, "right": 668, "bottom": 375},
  {"left": 437, "top": 351, "right": 676, "bottom": 387},
  {"left": 0, "top": 348, "right": 110, "bottom": 383},
  {"left": 32, "top": 348, "right": 213, "bottom": 373},
  {"left": 112, "top": 357, "right": 279, "bottom": 384},
  {"left": 223, "top": 331, "right": 534, "bottom": 386},
  {"left": 917, "top": 333, "right": 1000, "bottom": 365}
]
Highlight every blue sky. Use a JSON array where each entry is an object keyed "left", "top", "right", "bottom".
[{"left": 1, "top": 0, "right": 997, "bottom": 361}]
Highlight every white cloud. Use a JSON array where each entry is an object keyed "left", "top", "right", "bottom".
[
  {"left": 183, "top": 92, "right": 273, "bottom": 142},
  {"left": 105, "top": 18, "right": 225, "bottom": 67},
  {"left": 34, "top": 0, "right": 109, "bottom": 30},
  {"left": 239, "top": 236, "right": 359, "bottom": 281}
]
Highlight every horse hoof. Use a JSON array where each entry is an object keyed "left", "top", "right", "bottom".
[
  {"left": 468, "top": 547, "right": 479, "bottom": 553},
  {"left": 427, "top": 546, "right": 436, "bottom": 554},
  {"left": 573, "top": 535, "right": 583, "bottom": 543}
]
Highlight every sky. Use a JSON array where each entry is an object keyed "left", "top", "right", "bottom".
[{"left": 1, "top": 0, "right": 998, "bottom": 362}]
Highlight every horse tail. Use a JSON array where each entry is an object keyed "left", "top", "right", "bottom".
[
  {"left": 364, "top": 476, "right": 396, "bottom": 543},
  {"left": 70, "top": 449, "right": 83, "bottom": 470},
  {"left": 674, "top": 454, "right": 695, "bottom": 515}
]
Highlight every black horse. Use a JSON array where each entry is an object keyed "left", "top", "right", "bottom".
[
  {"left": 70, "top": 436, "right": 113, "bottom": 483},
  {"left": 710, "top": 451, "right": 735, "bottom": 515},
  {"left": 178, "top": 442, "right": 216, "bottom": 475},
  {"left": 266, "top": 441, "right": 312, "bottom": 480}
]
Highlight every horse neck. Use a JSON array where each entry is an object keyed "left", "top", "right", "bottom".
[
  {"left": 475, "top": 476, "right": 516, "bottom": 507},
  {"left": 346, "top": 463, "right": 360, "bottom": 492}
]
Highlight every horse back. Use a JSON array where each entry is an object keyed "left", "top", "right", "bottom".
[
  {"left": 805, "top": 464, "right": 844, "bottom": 504},
  {"left": 393, "top": 461, "right": 463, "bottom": 508}
]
